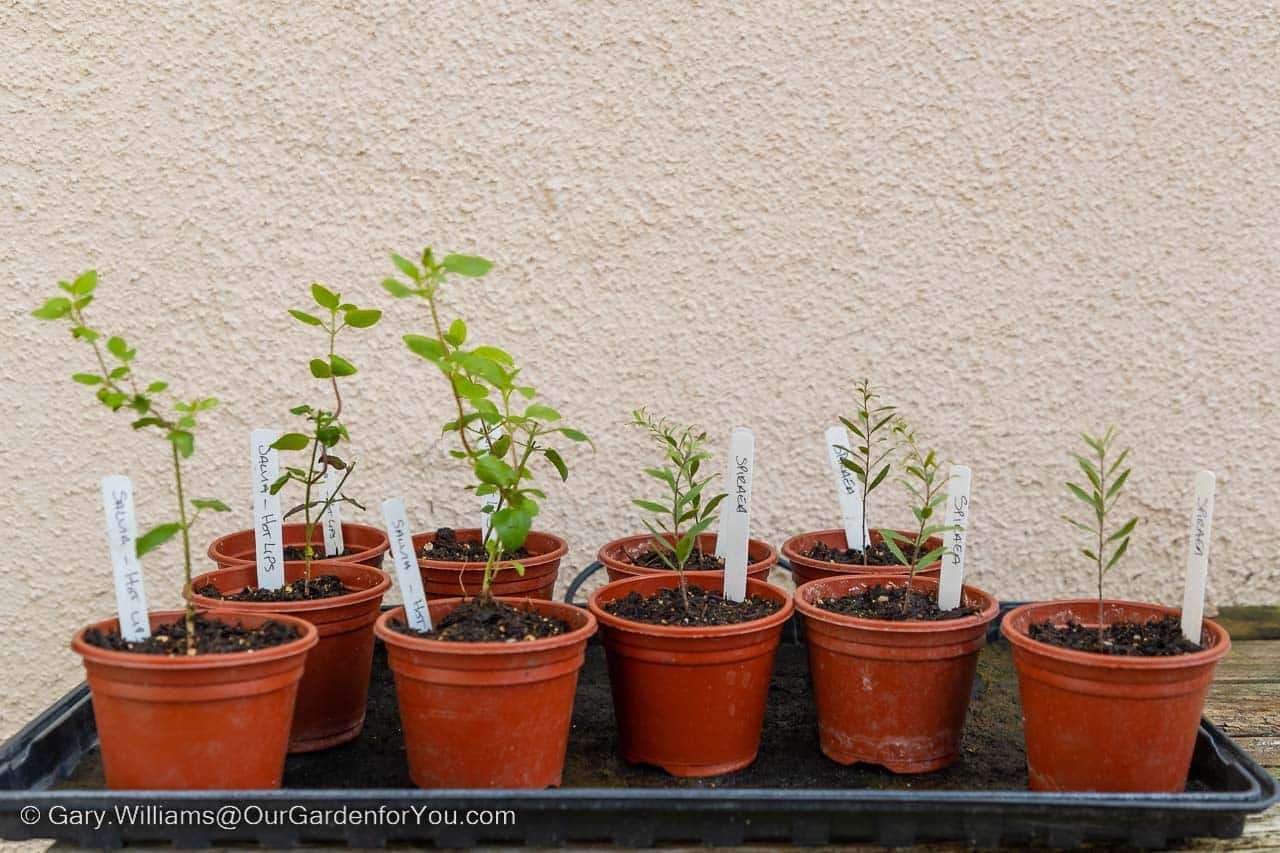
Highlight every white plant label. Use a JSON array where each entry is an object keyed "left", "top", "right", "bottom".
[
  {"left": 250, "top": 428, "right": 285, "bottom": 590},
  {"left": 101, "top": 475, "right": 150, "bottom": 641},
  {"left": 321, "top": 466, "right": 345, "bottom": 557},
  {"left": 720, "top": 427, "right": 754, "bottom": 603},
  {"left": 382, "top": 498, "right": 431, "bottom": 632},
  {"left": 1180, "top": 470, "right": 1216, "bottom": 642},
  {"left": 825, "top": 426, "right": 867, "bottom": 550},
  {"left": 938, "top": 465, "right": 972, "bottom": 611}
]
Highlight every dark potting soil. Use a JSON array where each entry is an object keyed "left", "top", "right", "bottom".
[
  {"left": 604, "top": 584, "right": 780, "bottom": 627},
  {"left": 62, "top": 635, "right": 1083, "bottom": 792},
  {"left": 388, "top": 597, "right": 570, "bottom": 643},
  {"left": 282, "top": 544, "right": 360, "bottom": 561},
  {"left": 419, "top": 527, "right": 528, "bottom": 563},
  {"left": 1027, "top": 614, "right": 1203, "bottom": 656},
  {"left": 815, "top": 583, "right": 978, "bottom": 622},
  {"left": 195, "top": 574, "right": 353, "bottom": 602},
  {"left": 621, "top": 548, "right": 726, "bottom": 571},
  {"left": 80, "top": 614, "right": 301, "bottom": 656},
  {"left": 804, "top": 539, "right": 908, "bottom": 566}
]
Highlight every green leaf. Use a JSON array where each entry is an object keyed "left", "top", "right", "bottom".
[
  {"left": 1106, "top": 468, "right": 1131, "bottom": 500},
  {"left": 404, "top": 334, "right": 444, "bottom": 361},
  {"left": 71, "top": 326, "right": 99, "bottom": 342},
  {"left": 492, "top": 504, "right": 533, "bottom": 551},
  {"left": 130, "top": 416, "right": 165, "bottom": 430},
  {"left": 452, "top": 375, "right": 488, "bottom": 399},
  {"left": 644, "top": 467, "right": 677, "bottom": 488},
  {"left": 106, "top": 336, "right": 134, "bottom": 361},
  {"left": 1066, "top": 482, "right": 1097, "bottom": 507},
  {"left": 472, "top": 345, "right": 514, "bottom": 366},
  {"left": 344, "top": 308, "right": 381, "bottom": 328},
  {"left": 633, "top": 499, "right": 669, "bottom": 515},
  {"left": 167, "top": 430, "right": 194, "bottom": 457},
  {"left": 1062, "top": 515, "right": 1096, "bottom": 535},
  {"left": 289, "top": 404, "right": 312, "bottom": 415},
  {"left": 269, "top": 473, "right": 291, "bottom": 495},
  {"left": 32, "top": 297, "right": 72, "bottom": 320},
  {"left": 839, "top": 458, "right": 865, "bottom": 477},
  {"left": 135, "top": 523, "right": 181, "bottom": 557},
  {"left": 558, "top": 427, "right": 589, "bottom": 442},
  {"left": 289, "top": 309, "right": 323, "bottom": 326},
  {"left": 868, "top": 464, "right": 891, "bottom": 492},
  {"left": 442, "top": 254, "right": 493, "bottom": 277},
  {"left": 382, "top": 277, "right": 414, "bottom": 298},
  {"left": 882, "top": 537, "right": 909, "bottom": 566},
  {"left": 1104, "top": 536, "right": 1130, "bottom": 572},
  {"left": 1072, "top": 454, "right": 1102, "bottom": 492},
  {"left": 109, "top": 365, "right": 129, "bottom": 380},
  {"left": 271, "top": 432, "right": 312, "bottom": 451},
  {"left": 191, "top": 498, "right": 231, "bottom": 512},
  {"left": 309, "top": 358, "right": 332, "bottom": 379},
  {"left": 525, "top": 404, "right": 561, "bottom": 422},
  {"left": 311, "top": 283, "right": 339, "bottom": 310},
  {"left": 71, "top": 270, "right": 97, "bottom": 296},
  {"left": 1107, "top": 517, "right": 1138, "bottom": 543},
  {"left": 71, "top": 373, "right": 102, "bottom": 385},
  {"left": 475, "top": 454, "right": 517, "bottom": 487},
  {"left": 391, "top": 253, "right": 419, "bottom": 279},
  {"left": 329, "top": 354, "right": 357, "bottom": 377},
  {"left": 146, "top": 381, "right": 168, "bottom": 393},
  {"left": 444, "top": 318, "right": 467, "bottom": 347},
  {"left": 1081, "top": 548, "right": 1098, "bottom": 562}
]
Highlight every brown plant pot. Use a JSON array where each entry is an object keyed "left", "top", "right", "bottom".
[
  {"left": 190, "top": 560, "right": 391, "bottom": 753},
  {"left": 207, "top": 522, "right": 390, "bottom": 570},
  {"left": 586, "top": 571, "right": 794, "bottom": 778},
  {"left": 374, "top": 598, "right": 596, "bottom": 788},
  {"left": 794, "top": 573, "right": 999, "bottom": 773},
  {"left": 597, "top": 531, "right": 779, "bottom": 583},
  {"left": 1002, "top": 599, "right": 1231, "bottom": 792},
  {"left": 71, "top": 609, "right": 318, "bottom": 790},
  {"left": 413, "top": 528, "right": 567, "bottom": 600},
  {"left": 782, "top": 528, "right": 943, "bottom": 587}
]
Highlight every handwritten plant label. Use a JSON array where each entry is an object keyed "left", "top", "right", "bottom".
[
  {"left": 250, "top": 429, "right": 285, "bottom": 590},
  {"left": 938, "top": 465, "right": 972, "bottom": 611},
  {"left": 825, "top": 426, "right": 867, "bottom": 550},
  {"left": 101, "top": 475, "right": 150, "bottom": 641},
  {"left": 382, "top": 498, "right": 431, "bottom": 631},
  {"left": 1180, "top": 470, "right": 1216, "bottom": 642},
  {"left": 720, "top": 427, "right": 754, "bottom": 603},
  {"left": 321, "top": 466, "right": 345, "bottom": 557}
]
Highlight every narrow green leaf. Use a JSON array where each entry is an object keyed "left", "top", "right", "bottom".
[
  {"left": 633, "top": 499, "right": 669, "bottom": 515},
  {"left": 544, "top": 447, "right": 568, "bottom": 481},
  {"left": 289, "top": 309, "right": 323, "bottom": 326},
  {"left": 146, "top": 381, "right": 168, "bottom": 393},
  {"left": 136, "top": 523, "right": 181, "bottom": 557},
  {"left": 1066, "top": 481, "right": 1097, "bottom": 507},
  {"left": 191, "top": 498, "right": 231, "bottom": 512},
  {"left": 1104, "top": 536, "right": 1130, "bottom": 572},
  {"left": 382, "top": 277, "right": 414, "bottom": 298},
  {"left": 1106, "top": 467, "right": 1131, "bottom": 500},
  {"left": 390, "top": 253, "right": 419, "bottom": 279},
  {"left": 1107, "top": 517, "right": 1138, "bottom": 543},
  {"left": 559, "top": 427, "right": 589, "bottom": 442},
  {"left": 442, "top": 254, "right": 493, "bottom": 277},
  {"left": 71, "top": 373, "right": 102, "bottom": 385}
]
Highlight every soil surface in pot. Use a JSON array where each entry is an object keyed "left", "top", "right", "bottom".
[
  {"left": 620, "top": 548, "right": 725, "bottom": 571},
  {"left": 195, "top": 575, "right": 353, "bottom": 602},
  {"left": 282, "top": 545, "right": 360, "bottom": 561},
  {"left": 1028, "top": 614, "right": 1203, "bottom": 656},
  {"left": 814, "top": 584, "right": 977, "bottom": 622},
  {"left": 604, "top": 584, "right": 780, "bottom": 627},
  {"left": 803, "top": 540, "right": 907, "bottom": 566},
  {"left": 418, "top": 527, "right": 528, "bottom": 563},
  {"left": 389, "top": 597, "right": 570, "bottom": 643},
  {"left": 82, "top": 614, "right": 302, "bottom": 655}
]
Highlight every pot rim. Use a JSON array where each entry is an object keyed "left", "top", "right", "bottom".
[
  {"left": 71, "top": 608, "right": 319, "bottom": 669},
  {"left": 412, "top": 528, "right": 568, "bottom": 571},
  {"left": 373, "top": 597, "right": 597, "bottom": 655},
  {"left": 781, "top": 527, "right": 942, "bottom": 572},
  {"left": 189, "top": 560, "right": 392, "bottom": 614},
  {"left": 597, "top": 531, "right": 779, "bottom": 573},
  {"left": 794, "top": 573, "right": 1000, "bottom": 633},
  {"left": 207, "top": 521, "right": 390, "bottom": 565},
  {"left": 586, "top": 570, "right": 794, "bottom": 638},
  {"left": 1001, "top": 598, "right": 1232, "bottom": 669}
]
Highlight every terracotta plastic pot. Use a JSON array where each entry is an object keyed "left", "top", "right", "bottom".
[
  {"left": 587, "top": 571, "right": 794, "bottom": 777},
  {"left": 190, "top": 560, "right": 391, "bottom": 753},
  {"left": 1002, "top": 599, "right": 1231, "bottom": 792},
  {"left": 207, "top": 522, "right": 389, "bottom": 570},
  {"left": 375, "top": 598, "right": 596, "bottom": 788},
  {"left": 598, "top": 531, "right": 779, "bottom": 584},
  {"left": 794, "top": 573, "right": 999, "bottom": 773},
  {"left": 71, "top": 609, "right": 318, "bottom": 790},
  {"left": 413, "top": 528, "right": 566, "bottom": 600},
  {"left": 782, "top": 528, "right": 943, "bottom": 587}
]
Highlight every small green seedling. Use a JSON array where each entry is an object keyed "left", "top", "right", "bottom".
[
  {"left": 383, "top": 247, "right": 590, "bottom": 600},
  {"left": 629, "top": 409, "right": 728, "bottom": 611},
  {"left": 838, "top": 379, "right": 898, "bottom": 561},
  {"left": 35, "top": 271, "right": 230, "bottom": 654},
  {"left": 268, "top": 284, "right": 381, "bottom": 588},
  {"left": 878, "top": 422, "right": 953, "bottom": 610},
  {"left": 1063, "top": 426, "right": 1138, "bottom": 636}
]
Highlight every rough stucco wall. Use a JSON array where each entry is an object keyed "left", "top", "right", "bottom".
[{"left": 2, "top": 1, "right": 1279, "bottom": 739}]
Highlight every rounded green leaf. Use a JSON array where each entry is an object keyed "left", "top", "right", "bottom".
[
  {"left": 329, "top": 354, "right": 357, "bottom": 376},
  {"left": 442, "top": 254, "right": 492, "bottom": 277},
  {"left": 404, "top": 334, "right": 444, "bottom": 361},
  {"left": 311, "top": 283, "right": 339, "bottom": 310},
  {"left": 309, "top": 358, "right": 332, "bottom": 378},
  {"left": 344, "top": 308, "right": 381, "bottom": 328},
  {"left": 445, "top": 318, "right": 467, "bottom": 346},
  {"left": 271, "top": 432, "right": 312, "bottom": 451},
  {"left": 32, "top": 297, "right": 72, "bottom": 320}
]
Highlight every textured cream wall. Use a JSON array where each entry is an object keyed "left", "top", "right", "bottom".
[{"left": 3, "top": 1, "right": 1279, "bottom": 740}]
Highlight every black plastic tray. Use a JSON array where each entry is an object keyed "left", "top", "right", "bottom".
[{"left": 1, "top": 563, "right": 1275, "bottom": 849}]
